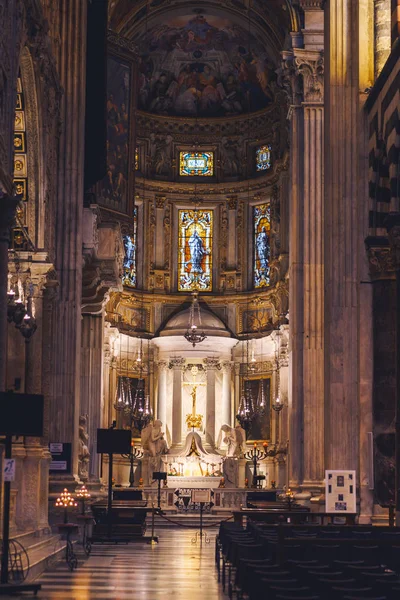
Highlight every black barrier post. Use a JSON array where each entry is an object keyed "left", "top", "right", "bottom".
[
  {"left": 0, "top": 435, "right": 12, "bottom": 584},
  {"left": 107, "top": 453, "right": 113, "bottom": 539},
  {"left": 200, "top": 502, "right": 204, "bottom": 542}
]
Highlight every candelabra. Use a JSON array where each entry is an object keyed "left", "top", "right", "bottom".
[
  {"left": 244, "top": 442, "right": 269, "bottom": 488},
  {"left": 284, "top": 488, "right": 295, "bottom": 511},
  {"left": 76, "top": 485, "right": 91, "bottom": 515},
  {"left": 55, "top": 488, "right": 77, "bottom": 524},
  {"left": 121, "top": 440, "right": 144, "bottom": 487}
]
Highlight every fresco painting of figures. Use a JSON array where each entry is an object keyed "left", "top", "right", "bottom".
[
  {"left": 101, "top": 56, "right": 131, "bottom": 213},
  {"left": 138, "top": 14, "right": 275, "bottom": 117}
]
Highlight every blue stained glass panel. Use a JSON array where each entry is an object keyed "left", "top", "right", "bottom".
[
  {"left": 122, "top": 207, "right": 137, "bottom": 288},
  {"left": 254, "top": 203, "right": 271, "bottom": 288},
  {"left": 256, "top": 145, "right": 271, "bottom": 171}
]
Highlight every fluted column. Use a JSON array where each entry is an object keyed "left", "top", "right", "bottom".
[
  {"left": 281, "top": 40, "right": 325, "bottom": 489},
  {"left": 221, "top": 362, "right": 232, "bottom": 426},
  {"left": 324, "top": 0, "right": 359, "bottom": 471},
  {"left": 157, "top": 361, "right": 168, "bottom": 426},
  {"left": 48, "top": 0, "right": 87, "bottom": 478},
  {"left": 0, "top": 198, "right": 18, "bottom": 391},
  {"left": 170, "top": 358, "right": 185, "bottom": 445},
  {"left": 24, "top": 276, "right": 51, "bottom": 531},
  {"left": 204, "top": 358, "right": 219, "bottom": 447},
  {"left": 80, "top": 313, "right": 103, "bottom": 482}
]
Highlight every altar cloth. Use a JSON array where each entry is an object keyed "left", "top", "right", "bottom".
[{"left": 166, "top": 476, "right": 221, "bottom": 489}]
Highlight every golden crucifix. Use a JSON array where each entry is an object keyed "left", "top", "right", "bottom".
[{"left": 183, "top": 366, "right": 206, "bottom": 430}]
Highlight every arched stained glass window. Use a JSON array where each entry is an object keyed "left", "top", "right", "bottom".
[
  {"left": 256, "top": 145, "right": 271, "bottom": 171},
  {"left": 178, "top": 209, "right": 213, "bottom": 292},
  {"left": 122, "top": 206, "right": 137, "bottom": 288},
  {"left": 179, "top": 152, "right": 214, "bottom": 176},
  {"left": 254, "top": 203, "right": 270, "bottom": 288}
]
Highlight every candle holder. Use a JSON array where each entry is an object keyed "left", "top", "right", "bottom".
[
  {"left": 244, "top": 443, "right": 269, "bottom": 488},
  {"left": 121, "top": 440, "right": 144, "bottom": 487},
  {"left": 76, "top": 485, "right": 91, "bottom": 515},
  {"left": 55, "top": 488, "right": 77, "bottom": 524},
  {"left": 284, "top": 488, "right": 295, "bottom": 511}
]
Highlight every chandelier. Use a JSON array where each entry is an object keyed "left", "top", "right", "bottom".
[
  {"left": 184, "top": 291, "right": 206, "bottom": 347},
  {"left": 236, "top": 380, "right": 254, "bottom": 432},
  {"left": 114, "top": 337, "right": 153, "bottom": 432}
]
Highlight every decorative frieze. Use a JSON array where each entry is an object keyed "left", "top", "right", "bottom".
[{"left": 169, "top": 357, "right": 186, "bottom": 369}]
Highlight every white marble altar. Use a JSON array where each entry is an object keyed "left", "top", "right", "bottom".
[{"left": 166, "top": 476, "right": 221, "bottom": 489}]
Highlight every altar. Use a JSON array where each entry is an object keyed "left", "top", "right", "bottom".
[{"left": 166, "top": 476, "right": 221, "bottom": 489}]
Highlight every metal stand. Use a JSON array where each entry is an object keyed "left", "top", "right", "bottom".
[
  {"left": 0, "top": 434, "right": 41, "bottom": 595},
  {"left": 147, "top": 504, "right": 159, "bottom": 545},
  {"left": 77, "top": 515, "right": 93, "bottom": 556},
  {"left": 57, "top": 524, "right": 78, "bottom": 571},
  {"left": 191, "top": 503, "right": 210, "bottom": 544},
  {"left": 107, "top": 452, "right": 113, "bottom": 539}
]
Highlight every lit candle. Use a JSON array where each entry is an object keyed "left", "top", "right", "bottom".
[
  {"left": 263, "top": 441, "right": 268, "bottom": 449},
  {"left": 253, "top": 442, "right": 257, "bottom": 449}
]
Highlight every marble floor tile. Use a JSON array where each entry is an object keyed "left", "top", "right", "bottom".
[{"left": 1, "top": 528, "right": 226, "bottom": 599}]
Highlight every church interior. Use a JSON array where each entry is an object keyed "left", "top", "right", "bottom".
[{"left": 0, "top": 0, "right": 400, "bottom": 598}]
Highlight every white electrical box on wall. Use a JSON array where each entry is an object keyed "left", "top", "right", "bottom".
[{"left": 325, "top": 470, "right": 357, "bottom": 513}]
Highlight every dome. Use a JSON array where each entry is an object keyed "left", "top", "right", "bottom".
[{"left": 160, "top": 307, "right": 231, "bottom": 338}]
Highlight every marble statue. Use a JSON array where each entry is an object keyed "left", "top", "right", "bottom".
[
  {"left": 217, "top": 424, "right": 245, "bottom": 458},
  {"left": 188, "top": 230, "right": 207, "bottom": 273},
  {"left": 141, "top": 420, "right": 168, "bottom": 484},
  {"left": 256, "top": 226, "right": 270, "bottom": 270},
  {"left": 78, "top": 415, "right": 90, "bottom": 481},
  {"left": 141, "top": 420, "right": 168, "bottom": 457}
]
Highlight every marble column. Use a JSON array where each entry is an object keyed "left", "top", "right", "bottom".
[
  {"left": 324, "top": 0, "right": 360, "bottom": 472},
  {"left": 157, "top": 361, "right": 168, "bottom": 427},
  {"left": 23, "top": 277, "right": 51, "bottom": 532},
  {"left": 221, "top": 362, "right": 232, "bottom": 426},
  {"left": 0, "top": 197, "right": 18, "bottom": 391},
  {"left": 281, "top": 35, "right": 325, "bottom": 490},
  {"left": 170, "top": 358, "right": 184, "bottom": 445},
  {"left": 48, "top": 0, "right": 87, "bottom": 478},
  {"left": 80, "top": 313, "right": 104, "bottom": 483},
  {"left": 204, "top": 358, "right": 219, "bottom": 447},
  {"left": 234, "top": 362, "right": 241, "bottom": 423}
]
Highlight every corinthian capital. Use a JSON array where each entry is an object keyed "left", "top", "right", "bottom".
[{"left": 279, "top": 49, "right": 324, "bottom": 106}]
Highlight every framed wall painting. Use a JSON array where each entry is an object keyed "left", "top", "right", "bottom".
[{"left": 99, "top": 35, "right": 137, "bottom": 217}]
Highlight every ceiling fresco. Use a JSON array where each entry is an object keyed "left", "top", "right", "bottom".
[
  {"left": 109, "top": 1, "right": 295, "bottom": 118},
  {"left": 137, "top": 13, "right": 276, "bottom": 117}
]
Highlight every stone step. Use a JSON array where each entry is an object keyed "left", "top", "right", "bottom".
[{"left": 8, "top": 531, "right": 69, "bottom": 582}]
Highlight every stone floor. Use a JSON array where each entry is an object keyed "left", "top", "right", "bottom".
[{"left": 3, "top": 528, "right": 226, "bottom": 599}]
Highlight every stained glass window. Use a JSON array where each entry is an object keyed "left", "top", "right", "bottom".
[
  {"left": 178, "top": 209, "right": 213, "bottom": 292},
  {"left": 179, "top": 152, "right": 214, "bottom": 177},
  {"left": 256, "top": 145, "right": 271, "bottom": 171},
  {"left": 122, "top": 207, "right": 137, "bottom": 288},
  {"left": 254, "top": 203, "right": 271, "bottom": 288},
  {"left": 135, "top": 146, "right": 139, "bottom": 170}
]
